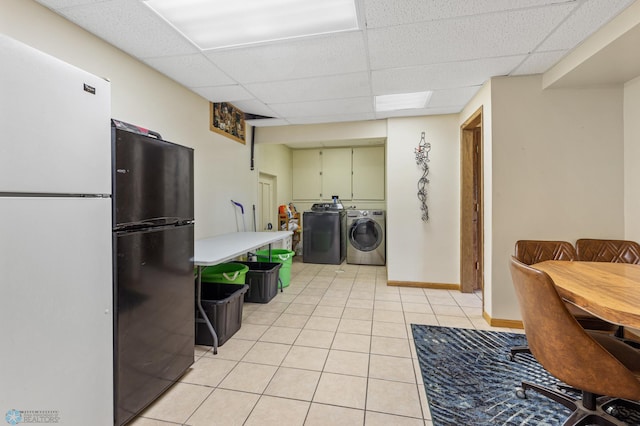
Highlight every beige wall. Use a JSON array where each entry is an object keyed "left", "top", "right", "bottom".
[
  {"left": 255, "top": 115, "right": 461, "bottom": 284},
  {"left": 256, "top": 121, "right": 387, "bottom": 145},
  {"left": 624, "top": 76, "right": 640, "bottom": 241},
  {"left": 386, "top": 115, "right": 460, "bottom": 284},
  {"left": 1, "top": 0, "right": 257, "bottom": 239},
  {"left": 490, "top": 74, "right": 625, "bottom": 320}
]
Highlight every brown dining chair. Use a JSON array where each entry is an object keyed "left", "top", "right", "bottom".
[
  {"left": 509, "top": 256, "right": 640, "bottom": 425},
  {"left": 509, "top": 240, "right": 619, "bottom": 360},
  {"left": 576, "top": 238, "right": 640, "bottom": 264},
  {"left": 515, "top": 239, "right": 577, "bottom": 265}
]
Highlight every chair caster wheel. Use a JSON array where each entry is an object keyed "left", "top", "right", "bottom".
[
  {"left": 605, "top": 406, "right": 619, "bottom": 417},
  {"left": 515, "top": 387, "right": 527, "bottom": 399}
]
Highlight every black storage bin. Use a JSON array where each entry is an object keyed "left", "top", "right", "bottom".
[
  {"left": 236, "top": 261, "right": 282, "bottom": 304},
  {"left": 195, "top": 282, "right": 248, "bottom": 346}
]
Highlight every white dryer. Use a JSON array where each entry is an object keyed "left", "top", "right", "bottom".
[{"left": 346, "top": 210, "right": 386, "bottom": 265}]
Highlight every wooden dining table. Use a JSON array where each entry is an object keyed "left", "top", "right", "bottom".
[{"left": 532, "top": 260, "right": 640, "bottom": 329}]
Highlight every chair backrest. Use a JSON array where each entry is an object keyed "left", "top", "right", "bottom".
[
  {"left": 514, "top": 240, "right": 576, "bottom": 265},
  {"left": 509, "top": 256, "right": 640, "bottom": 400},
  {"left": 575, "top": 238, "right": 640, "bottom": 264}
]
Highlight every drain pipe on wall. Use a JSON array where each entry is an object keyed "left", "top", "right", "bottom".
[{"left": 250, "top": 126, "right": 255, "bottom": 170}]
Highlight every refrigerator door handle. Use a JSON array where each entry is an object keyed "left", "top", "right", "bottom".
[{"left": 114, "top": 217, "right": 193, "bottom": 231}]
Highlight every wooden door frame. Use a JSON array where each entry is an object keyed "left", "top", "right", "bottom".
[{"left": 460, "top": 106, "right": 484, "bottom": 294}]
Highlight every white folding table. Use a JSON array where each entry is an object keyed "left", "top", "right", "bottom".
[{"left": 194, "top": 231, "right": 293, "bottom": 354}]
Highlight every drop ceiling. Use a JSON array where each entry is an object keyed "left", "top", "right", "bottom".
[{"left": 35, "top": 0, "right": 635, "bottom": 127}]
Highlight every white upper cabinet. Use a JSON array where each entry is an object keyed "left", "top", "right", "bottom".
[
  {"left": 292, "top": 149, "right": 321, "bottom": 200},
  {"left": 352, "top": 146, "right": 385, "bottom": 200},
  {"left": 292, "top": 146, "right": 385, "bottom": 202},
  {"left": 321, "top": 148, "right": 352, "bottom": 201}
]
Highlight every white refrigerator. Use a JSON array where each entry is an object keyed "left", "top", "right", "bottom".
[{"left": 0, "top": 34, "right": 113, "bottom": 424}]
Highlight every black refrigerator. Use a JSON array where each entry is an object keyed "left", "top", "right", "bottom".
[{"left": 111, "top": 120, "right": 195, "bottom": 426}]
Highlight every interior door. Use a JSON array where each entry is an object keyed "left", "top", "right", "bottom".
[
  {"left": 258, "top": 173, "right": 276, "bottom": 231},
  {"left": 472, "top": 127, "right": 482, "bottom": 290},
  {"left": 460, "top": 107, "right": 483, "bottom": 294}
]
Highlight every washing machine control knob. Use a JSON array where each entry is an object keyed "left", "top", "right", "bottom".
[{"left": 362, "top": 211, "right": 368, "bottom": 216}]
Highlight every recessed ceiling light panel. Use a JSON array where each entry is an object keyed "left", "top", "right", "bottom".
[
  {"left": 375, "top": 91, "right": 433, "bottom": 112},
  {"left": 144, "top": 0, "right": 359, "bottom": 50}
]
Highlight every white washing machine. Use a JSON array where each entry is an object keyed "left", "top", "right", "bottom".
[{"left": 346, "top": 210, "right": 386, "bottom": 265}]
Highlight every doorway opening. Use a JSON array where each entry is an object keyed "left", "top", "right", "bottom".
[
  {"left": 460, "top": 107, "right": 483, "bottom": 296},
  {"left": 258, "top": 172, "right": 277, "bottom": 232}
]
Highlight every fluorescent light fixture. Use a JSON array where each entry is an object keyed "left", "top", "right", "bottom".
[
  {"left": 144, "top": 0, "right": 359, "bottom": 50},
  {"left": 375, "top": 91, "right": 433, "bottom": 112}
]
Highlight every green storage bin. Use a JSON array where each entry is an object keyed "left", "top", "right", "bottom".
[
  {"left": 256, "top": 249, "right": 294, "bottom": 287},
  {"left": 201, "top": 262, "right": 249, "bottom": 284}
]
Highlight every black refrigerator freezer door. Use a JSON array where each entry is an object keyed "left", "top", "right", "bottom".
[
  {"left": 113, "top": 125, "right": 194, "bottom": 227},
  {"left": 113, "top": 224, "right": 194, "bottom": 426}
]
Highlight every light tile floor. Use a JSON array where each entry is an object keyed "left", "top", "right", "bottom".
[{"left": 132, "top": 260, "right": 521, "bottom": 426}]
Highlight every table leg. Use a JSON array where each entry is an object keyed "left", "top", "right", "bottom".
[
  {"left": 196, "top": 265, "right": 219, "bottom": 355},
  {"left": 268, "top": 243, "right": 283, "bottom": 293}
]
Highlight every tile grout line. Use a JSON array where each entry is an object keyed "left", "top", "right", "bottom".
[{"left": 137, "top": 261, "right": 488, "bottom": 425}]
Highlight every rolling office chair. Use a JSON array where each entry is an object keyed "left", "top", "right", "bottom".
[
  {"left": 576, "top": 238, "right": 640, "bottom": 339},
  {"left": 509, "top": 240, "right": 618, "bottom": 360},
  {"left": 509, "top": 257, "right": 640, "bottom": 425}
]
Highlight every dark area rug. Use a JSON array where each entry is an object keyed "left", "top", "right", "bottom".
[{"left": 411, "top": 324, "right": 640, "bottom": 426}]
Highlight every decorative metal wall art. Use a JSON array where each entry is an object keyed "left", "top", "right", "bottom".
[{"left": 414, "top": 131, "right": 431, "bottom": 221}]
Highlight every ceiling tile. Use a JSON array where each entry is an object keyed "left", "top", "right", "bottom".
[
  {"left": 428, "top": 86, "right": 482, "bottom": 108},
  {"left": 247, "top": 118, "right": 290, "bottom": 127},
  {"left": 372, "top": 56, "right": 526, "bottom": 94},
  {"left": 269, "top": 96, "right": 373, "bottom": 118},
  {"left": 228, "top": 99, "right": 280, "bottom": 118},
  {"left": 56, "top": 0, "right": 198, "bottom": 58},
  {"left": 287, "top": 112, "right": 376, "bottom": 125},
  {"left": 511, "top": 50, "right": 568, "bottom": 75},
  {"left": 363, "top": 0, "right": 574, "bottom": 28},
  {"left": 375, "top": 106, "right": 461, "bottom": 120},
  {"left": 143, "top": 54, "right": 235, "bottom": 88},
  {"left": 36, "top": 0, "right": 106, "bottom": 9},
  {"left": 36, "top": 0, "right": 105, "bottom": 10},
  {"left": 246, "top": 72, "right": 371, "bottom": 104},
  {"left": 204, "top": 31, "right": 368, "bottom": 83},
  {"left": 367, "top": 4, "right": 576, "bottom": 69},
  {"left": 537, "top": 0, "right": 635, "bottom": 51},
  {"left": 32, "top": 0, "right": 638, "bottom": 125},
  {"left": 190, "top": 85, "right": 253, "bottom": 103}
]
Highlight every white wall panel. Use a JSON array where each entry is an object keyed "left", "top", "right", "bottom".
[
  {"left": 624, "top": 76, "right": 640, "bottom": 242},
  {"left": 386, "top": 115, "right": 460, "bottom": 285}
]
